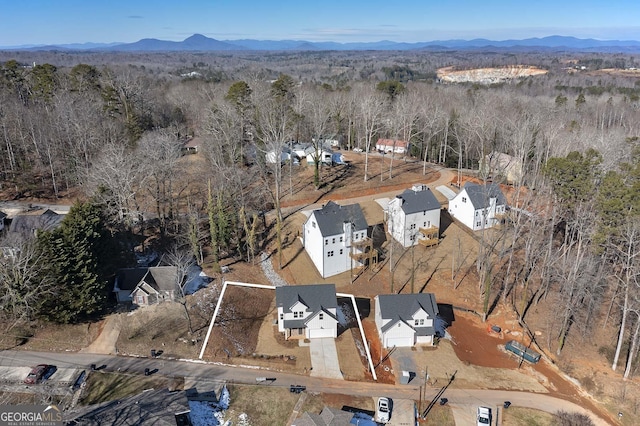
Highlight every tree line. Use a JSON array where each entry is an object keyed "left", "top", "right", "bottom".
[{"left": 0, "top": 51, "right": 639, "bottom": 381}]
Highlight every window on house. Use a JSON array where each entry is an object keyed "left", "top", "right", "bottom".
[
  {"left": 339, "top": 249, "right": 343, "bottom": 255},
  {"left": 325, "top": 239, "right": 328, "bottom": 245},
  {"left": 136, "top": 295, "right": 144, "bottom": 305},
  {"left": 340, "top": 236, "right": 343, "bottom": 242},
  {"left": 410, "top": 223, "right": 416, "bottom": 229},
  {"left": 410, "top": 235, "right": 415, "bottom": 241},
  {"left": 312, "top": 221, "right": 316, "bottom": 228},
  {"left": 462, "top": 197, "right": 467, "bottom": 203},
  {"left": 327, "top": 251, "right": 334, "bottom": 257},
  {"left": 280, "top": 313, "right": 283, "bottom": 320},
  {"left": 319, "top": 313, "right": 324, "bottom": 320},
  {"left": 414, "top": 319, "right": 424, "bottom": 326},
  {"left": 332, "top": 237, "right": 335, "bottom": 244},
  {"left": 476, "top": 221, "right": 481, "bottom": 227},
  {"left": 294, "top": 311, "right": 304, "bottom": 318}
]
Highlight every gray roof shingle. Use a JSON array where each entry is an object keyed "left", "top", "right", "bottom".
[
  {"left": 276, "top": 284, "right": 337, "bottom": 313},
  {"left": 463, "top": 182, "right": 507, "bottom": 209},
  {"left": 309, "top": 201, "right": 368, "bottom": 237},
  {"left": 276, "top": 284, "right": 338, "bottom": 328},
  {"left": 378, "top": 293, "right": 439, "bottom": 337},
  {"left": 394, "top": 188, "right": 441, "bottom": 214}
]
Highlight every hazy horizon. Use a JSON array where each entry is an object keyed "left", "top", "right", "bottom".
[{"left": 3, "top": 0, "right": 640, "bottom": 46}]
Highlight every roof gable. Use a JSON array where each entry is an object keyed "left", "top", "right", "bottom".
[
  {"left": 147, "top": 266, "right": 178, "bottom": 291},
  {"left": 378, "top": 293, "right": 439, "bottom": 321},
  {"left": 307, "top": 201, "right": 368, "bottom": 237},
  {"left": 276, "top": 284, "right": 337, "bottom": 314},
  {"left": 393, "top": 188, "right": 440, "bottom": 214},
  {"left": 381, "top": 315, "right": 414, "bottom": 333},
  {"left": 463, "top": 182, "right": 507, "bottom": 209}
]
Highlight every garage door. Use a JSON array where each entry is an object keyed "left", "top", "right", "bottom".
[
  {"left": 309, "top": 328, "right": 335, "bottom": 339},
  {"left": 385, "top": 336, "right": 413, "bottom": 348}
]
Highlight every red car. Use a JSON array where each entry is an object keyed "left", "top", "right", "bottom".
[{"left": 24, "top": 364, "right": 53, "bottom": 384}]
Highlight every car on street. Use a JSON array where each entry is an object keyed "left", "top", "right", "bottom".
[
  {"left": 477, "top": 406, "right": 492, "bottom": 425},
  {"left": 376, "top": 397, "right": 391, "bottom": 423}
]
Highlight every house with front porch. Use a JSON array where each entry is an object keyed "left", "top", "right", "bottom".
[
  {"left": 448, "top": 182, "right": 508, "bottom": 231},
  {"left": 276, "top": 284, "right": 338, "bottom": 340},
  {"left": 375, "top": 293, "right": 439, "bottom": 348},
  {"left": 302, "top": 201, "right": 371, "bottom": 278},
  {"left": 387, "top": 184, "right": 441, "bottom": 247},
  {"left": 113, "top": 266, "right": 179, "bottom": 306}
]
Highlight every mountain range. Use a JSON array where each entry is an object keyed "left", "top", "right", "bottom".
[{"left": 4, "top": 34, "right": 640, "bottom": 53}]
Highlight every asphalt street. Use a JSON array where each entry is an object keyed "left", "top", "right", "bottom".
[{"left": 0, "top": 350, "right": 613, "bottom": 425}]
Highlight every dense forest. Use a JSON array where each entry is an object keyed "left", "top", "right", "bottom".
[{"left": 0, "top": 49, "right": 639, "bottom": 386}]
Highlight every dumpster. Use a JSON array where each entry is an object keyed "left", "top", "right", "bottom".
[{"left": 505, "top": 340, "right": 541, "bottom": 364}]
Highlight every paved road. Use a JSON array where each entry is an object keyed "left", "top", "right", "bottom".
[{"left": 0, "top": 350, "right": 613, "bottom": 425}]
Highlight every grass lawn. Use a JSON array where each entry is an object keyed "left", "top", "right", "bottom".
[{"left": 501, "top": 407, "right": 556, "bottom": 425}]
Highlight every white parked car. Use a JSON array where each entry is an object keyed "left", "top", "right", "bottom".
[
  {"left": 376, "top": 397, "right": 391, "bottom": 423},
  {"left": 477, "top": 406, "right": 491, "bottom": 425}
]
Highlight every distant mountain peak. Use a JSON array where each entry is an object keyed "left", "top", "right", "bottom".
[{"left": 3, "top": 34, "right": 640, "bottom": 52}]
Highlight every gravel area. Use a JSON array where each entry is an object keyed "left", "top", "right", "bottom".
[{"left": 260, "top": 252, "right": 289, "bottom": 287}]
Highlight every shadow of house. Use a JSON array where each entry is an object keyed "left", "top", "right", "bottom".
[
  {"left": 114, "top": 266, "right": 178, "bottom": 306},
  {"left": 0, "top": 210, "right": 6, "bottom": 232}
]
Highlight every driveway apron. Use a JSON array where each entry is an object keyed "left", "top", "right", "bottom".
[{"left": 309, "top": 338, "right": 343, "bottom": 380}]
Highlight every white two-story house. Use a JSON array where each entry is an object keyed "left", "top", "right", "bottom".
[
  {"left": 375, "top": 293, "right": 439, "bottom": 348},
  {"left": 302, "top": 201, "right": 369, "bottom": 278},
  {"left": 276, "top": 284, "right": 338, "bottom": 340},
  {"left": 387, "top": 184, "right": 441, "bottom": 247},
  {"left": 448, "top": 182, "right": 508, "bottom": 231}
]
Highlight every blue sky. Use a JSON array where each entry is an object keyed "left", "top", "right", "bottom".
[{"left": 3, "top": 0, "right": 640, "bottom": 46}]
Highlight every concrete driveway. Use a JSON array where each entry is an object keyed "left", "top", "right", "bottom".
[{"left": 309, "top": 338, "right": 343, "bottom": 380}]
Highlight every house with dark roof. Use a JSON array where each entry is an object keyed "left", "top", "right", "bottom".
[
  {"left": 8, "top": 208, "right": 64, "bottom": 238},
  {"left": 448, "top": 182, "right": 508, "bottom": 231},
  {"left": 276, "top": 284, "right": 338, "bottom": 340},
  {"left": 375, "top": 293, "right": 439, "bottom": 348},
  {"left": 113, "top": 266, "right": 179, "bottom": 306},
  {"left": 387, "top": 184, "right": 441, "bottom": 247},
  {"left": 292, "top": 406, "right": 361, "bottom": 426},
  {"left": 302, "top": 201, "right": 371, "bottom": 278}
]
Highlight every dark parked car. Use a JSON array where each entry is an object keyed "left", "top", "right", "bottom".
[{"left": 24, "top": 364, "right": 56, "bottom": 384}]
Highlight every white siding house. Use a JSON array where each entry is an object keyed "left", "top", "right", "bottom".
[
  {"left": 276, "top": 284, "right": 338, "bottom": 340},
  {"left": 302, "top": 201, "right": 370, "bottom": 278},
  {"left": 448, "top": 182, "right": 508, "bottom": 231},
  {"left": 375, "top": 138, "right": 410, "bottom": 154},
  {"left": 387, "top": 185, "right": 441, "bottom": 247},
  {"left": 375, "top": 293, "right": 439, "bottom": 348}
]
